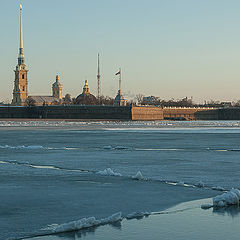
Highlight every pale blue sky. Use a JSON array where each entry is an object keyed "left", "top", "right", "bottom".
[{"left": 1, "top": 0, "right": 240, "bottom": 103}]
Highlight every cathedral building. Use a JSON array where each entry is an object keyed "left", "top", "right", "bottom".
[
  {"left": 12, "top": 4, "right": 127, "bottom": 108},
  {"left": 12, "top": 4, "right": 63, "bottom": 106},
  {"left": 52, "top": 74, "right": 63, "bottom": 99},
  {"left": 12, "top": 4, "right": 28, "bottom": 106},
  {"left": 75, "top": 80, "right": 97, "bottom": 105},
  {"left": 27, "top": 74, "right": 63, "bottom": 106}
]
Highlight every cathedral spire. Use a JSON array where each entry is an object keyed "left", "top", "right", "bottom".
[
  {"left": 20, "top": 4, "right": 23, "bottom": 49},
  {"left": 12, "top": 3, "right": 29, "bottom": 106},
  {"left": 97, "top": 53, "right": 100, "bottom": 101},
  {"left": 18, "top": 4, "right": 24, "bottom": 65}
]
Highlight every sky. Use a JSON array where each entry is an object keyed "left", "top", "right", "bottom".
[{"left": 1, "top": 0, "right": 240, "bottom": 103}]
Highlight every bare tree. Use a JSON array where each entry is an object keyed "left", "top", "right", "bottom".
[
  {"left": 99, "top": 95, "right": 114, "bottom": 105},
  {"left": 136, "top": 94, "right": 144, "bottom": 104},
  {"left": 63, "top": 94, "right": 72, "bottom": 105}
]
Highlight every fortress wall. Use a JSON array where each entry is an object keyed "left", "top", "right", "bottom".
[
  {"left": 218, "top": 108, "right": 240, "bottom": 120},
  {"left": 163, "top": 108, "right": 216, "bottom": 120},
  {"left": 0, "top": 106, "right": 132, "bottom": 120},
  {"left": 2, "top": 106, "right": 240, "bottom": 121},
  {"left": 194, "top": 108, "right": 240, "bottom": 120},
  {"left": 131, "top": 106, "right": 164, "bottom": 120},
  {"left": 0, "top": 106, "right": 31, "bottom": 118},
  {"left": 30, "top": 105, "right": 132, "bottom": 120},
  {"left": 194, "top": 109, "right": 219, "bottom": 120}
]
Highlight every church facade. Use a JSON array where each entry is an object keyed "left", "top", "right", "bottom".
[
  {"left": 12, "top": 4, "right": 63, "bottom": 106},
  {"left": 12, "top": 4, "right": 28, "bottom": 106}
]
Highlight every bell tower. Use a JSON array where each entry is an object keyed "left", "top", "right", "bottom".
[
  {"left": 12, "top": 4, "right": 29, "bottom": 106},
  {"left": 52, "top": 74, "right": 63, "bottom": 99}
]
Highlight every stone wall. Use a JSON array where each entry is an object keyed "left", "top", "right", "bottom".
[
  {"left": 1, "top": 105, "right": 239, "bottom": 121},
  {"left": 218, "top": 108, "right": 240, "bottom": 120},
  {"left": 0, "top": 105, "right": 132, "bottom": 120},
  {"left": 0, "top": 106, "right": 164, "bottom": 121},
  {"left": 194, "top": 109, "right": 219, "bottom": 120},
  {"left": 131, "top": 106, "right": 163, "bottom": 120},
  {"left": 163, "top": 107, "right": 216, "bottom": 120},
  {"left": 0, "top": 106, "right": 30, "bottom": 118}
]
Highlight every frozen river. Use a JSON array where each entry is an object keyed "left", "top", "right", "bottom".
[{"left": 1, "top": 120, "right": 240, "bottom": 239}]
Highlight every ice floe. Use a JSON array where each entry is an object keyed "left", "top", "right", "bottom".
[
  {"left": 176, "top": 181, "right": 185, "bottom": 186},
  {"left": 195, "top": 181, "right": 205, "bottom": 188},
  {"left": 132, "top": 171, "right": 144, "bottom": 180},
  {"left": 0, "top": 145, "right": 44, "bottom": 149},
  {"left": 103, "top": 145, "right": 113, "bottom": 150},
  {"left": 97, "top": 168, "right": 122, "bottom": 177},
  {"left": 201, "top": 204, "right": 213, "bottom": 209},
  {"left": 103, "top": 145, "right": 129, "bottom": 150},
  {"left": 213, "top": 188, "right": 240, "bottom": 207},
  {"left": 212, "top": 186, "right": 225, "bottom": 191},
  {"left": 126, "top": 211, "right": 151, "bottom": 219},
  {"left": 46, "top": 212, "right": 122, "bottom": 234}
]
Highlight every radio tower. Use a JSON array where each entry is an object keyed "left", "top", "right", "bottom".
[{"left": 97, "top": 53, "right": 100, "bottom": 102}]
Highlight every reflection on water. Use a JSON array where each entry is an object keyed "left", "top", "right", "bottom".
[
  {"left": 109, "top": 221, "right": 122, "bottom": 230},
  {"left": 54, "top": 228, "right": 96, "bottom": 240},
  {"left": 25, "top": 199, "right": 240, "bottom": 240},
  {"left": 213, "top": 205, "right": 240, "bottom": 218}
]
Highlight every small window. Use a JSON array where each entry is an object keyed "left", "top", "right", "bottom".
[
  {"left": 22, "top": 74, "right": 24, "bottom": 79},
  {"left": 22, "top": 86, "right": 25, "bottom": 91}
]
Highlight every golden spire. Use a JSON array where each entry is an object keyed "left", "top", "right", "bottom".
[
  {"left": 83, "top": 80, "right": 90, "bottom": 94},
  {"left": 20, "top": 4, "right": 23, "bottom": 51},
  {"left": 18, "top": 3, "right": 24, "bottom": 65}
]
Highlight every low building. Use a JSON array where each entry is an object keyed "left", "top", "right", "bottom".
[
  {"left": 220, "top": 102, "right": 232, "bottom": 108},
  {"left": 26, "top": 74, "right": 63, "bottom": 106},
  {"left": 143, "top": 96, "right": 159, "bottom": 105}
]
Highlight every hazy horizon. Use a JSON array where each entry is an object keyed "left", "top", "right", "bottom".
[{"left": 1, "top": 0, "right": 240, "bottom": 103}]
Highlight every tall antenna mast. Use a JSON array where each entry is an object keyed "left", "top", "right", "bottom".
[
  {"left": 119, "top": 68, "right": 121, "bottom": 93},
  {"left": 97, "top": 53, "right": 100, "bottom": 102}
]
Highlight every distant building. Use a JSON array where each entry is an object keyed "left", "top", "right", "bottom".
[
  {"left": 113, "top": 69, "right": 127, "bottom": 106},
  {"left": 26, "top": 96, "right": 60, "bottom": 106},
  {"left": 12, "top": 5, "right": 63, "bottom": 106},
  {"left": 113, "top": 90, "right": 127, "bottom": 106},
  {"left": 143, "top": 96, "right": 159, "bottom": 104},
  {"left": 52, "top": 74, "right": 63, "bottom": 99},
  {"left": 75, "top": 80, "right": 97, "bottom": 105},
  {"left": 26, "top": 74, "right": 63, "bottom": 106},
  {"left": 220, "top": 102, "right": 232, "bottom": 108}
]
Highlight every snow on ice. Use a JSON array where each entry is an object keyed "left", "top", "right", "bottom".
[
  {"left": 0, "top": 145, "right": 44, "bottom": 149},
  {"left": 97, "top": 168, "right": 122, "bottom": 177},
  {"left": 47, "top": 212, "right": 122, "bottom": 234},
  {"left": 195, "top": 181, "right": 205, "bottom": 188},
  {"left": 176, "top": 181, "right": 185, "bottom": 186},
  {"left": 126, "top": 211, "right": 151, "bottom": 219},
  {"left": 213, "top": 188, "right": 240, "bottom": 207},
  {"left": 132, "top": 171, "right": 144, "bottom": 180},
  {"left": 212, "top": 186, "right": 225, "bottom": 191},
  {"left": 201, "top": 204, "right": 213, "bottom": 209}
]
